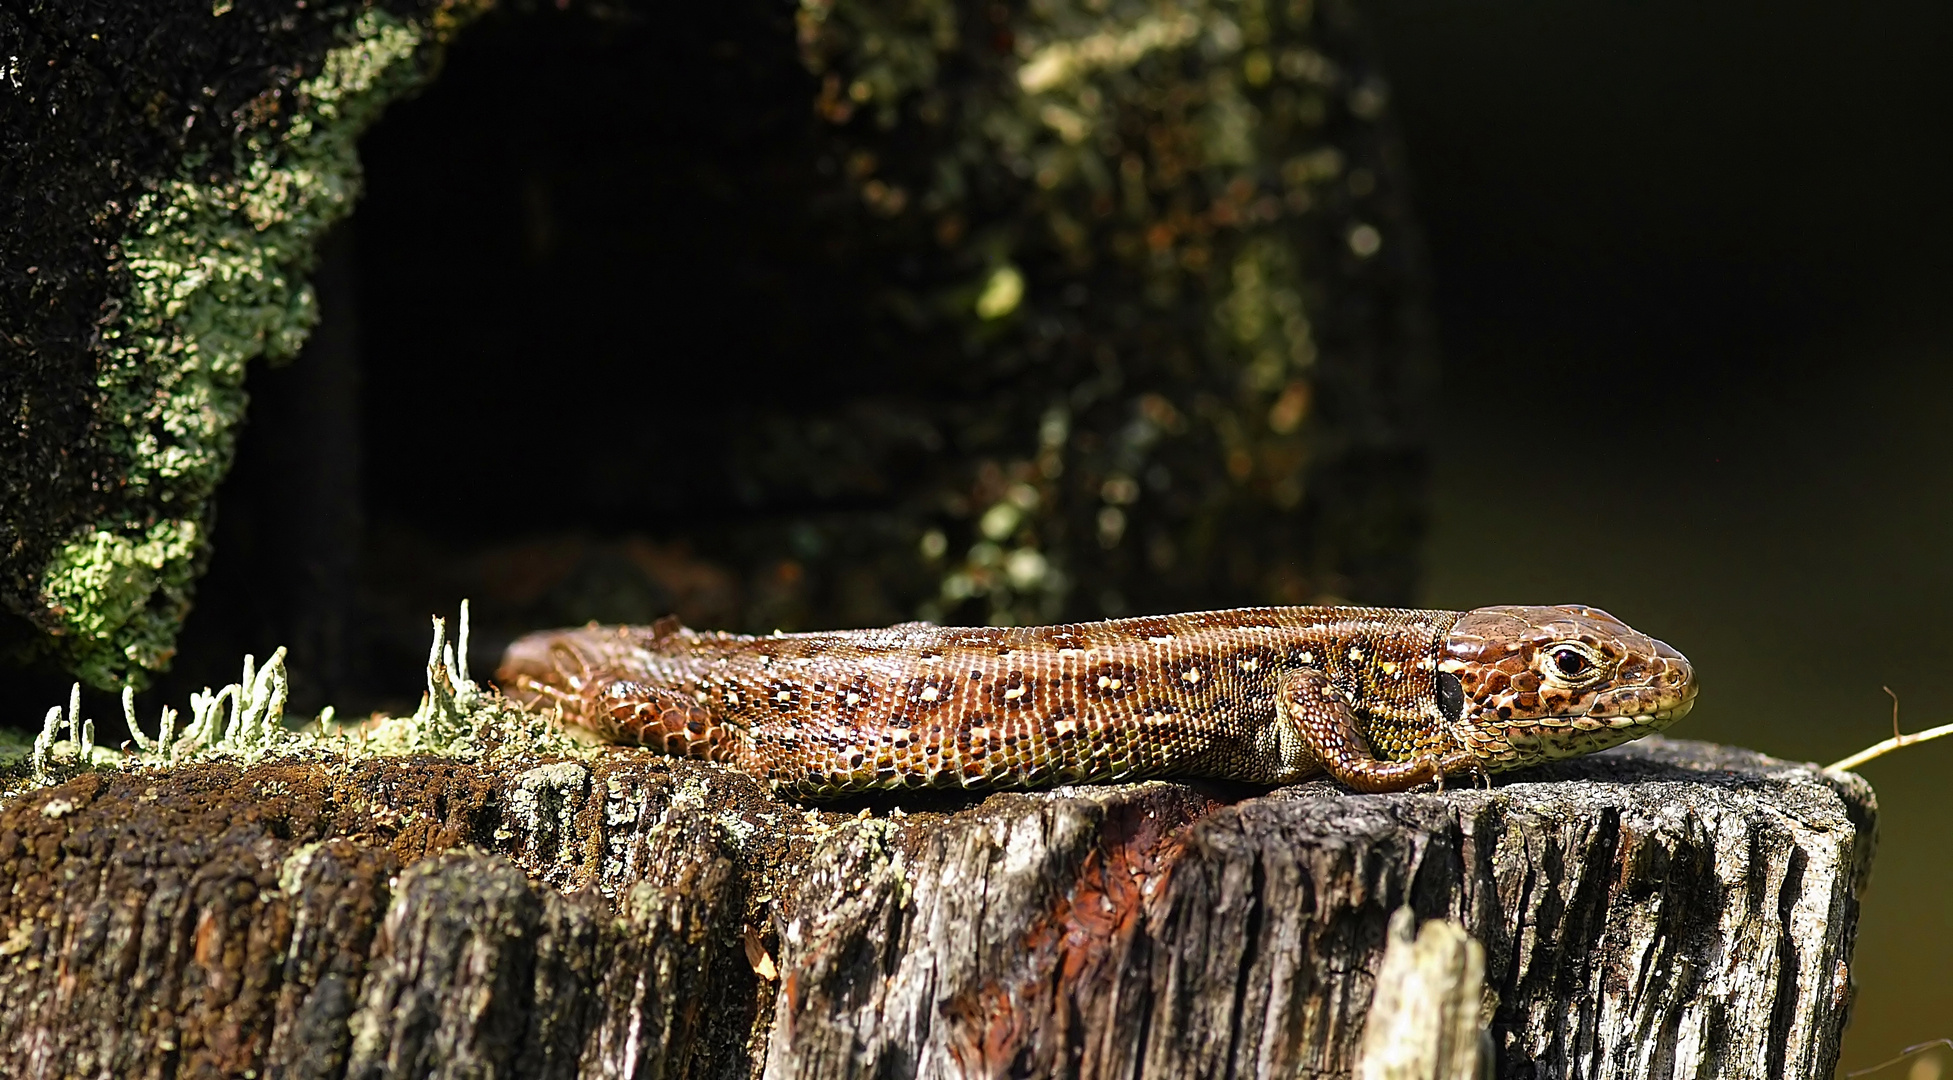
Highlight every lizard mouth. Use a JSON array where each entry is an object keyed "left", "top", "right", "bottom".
[
  {"left": 498, "top": 631, "right": 589, "bottom": 697},
  {"left": 1478, "top": 686, "right": 1697, "bottom": 766},
  {"left": 1583, "top": 663, "right": 1697, "bottom": 727},
  {"left": 1464, "top": 658, "right": 1696, "bottom": 765},
  {"left": 1573, "top": 693, "right": 1694, "bottom": 727},
  {"left": 1496, "top": 696, "right": 1692, "bottom": 732}
]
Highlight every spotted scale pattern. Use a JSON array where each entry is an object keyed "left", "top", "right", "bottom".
[{"left": 498, "top": 604, "right": 1698, "bottom": 799}]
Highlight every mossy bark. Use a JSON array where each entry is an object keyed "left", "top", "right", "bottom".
[{"left": 0, "top": 0, "right": 478, "bottom": 689}]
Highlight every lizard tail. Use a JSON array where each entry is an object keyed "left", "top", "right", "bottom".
[{"left": 497, "top": 623, "right": 755, "bottom": 767}]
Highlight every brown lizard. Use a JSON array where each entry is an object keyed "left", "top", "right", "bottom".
[{"left": 497, "top": 605, "right": 1697, "bottom": 799}]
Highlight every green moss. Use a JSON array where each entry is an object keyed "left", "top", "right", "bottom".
[{"left": 39, "top": 10, "right": 437, "bottom": 688}]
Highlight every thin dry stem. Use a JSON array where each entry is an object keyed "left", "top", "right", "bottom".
[
  {"left": 1825, "top": 687, "right": 1953, "bottom": 772},
  {"left": 1844, "top": 1038, "right": 1953, "bottom": 1078}
]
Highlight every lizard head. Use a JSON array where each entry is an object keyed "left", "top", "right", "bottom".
[{"left": 1441, "top": 604, "right": 1697, "bottom": 768}]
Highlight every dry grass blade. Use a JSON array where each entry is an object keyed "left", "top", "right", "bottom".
[
  {"left": 1844, "top": 1037, "right": 1953, "bottom": 1077},
  {"left": 1826, "top": 687, "right": 1953, "bottom": 772}
]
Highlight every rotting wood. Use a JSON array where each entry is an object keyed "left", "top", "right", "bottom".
[{"left": 0, "top": 738, "right": 1873, "bottom": 1079}]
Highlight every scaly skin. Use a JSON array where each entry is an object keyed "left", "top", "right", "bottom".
[{"left": 497, "top": 604, "right": 1697, "bottom": 799}]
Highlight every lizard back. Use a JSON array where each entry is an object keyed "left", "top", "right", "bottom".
[{"left": 500, "top": 606, "right": 1463, "bottom": 797}]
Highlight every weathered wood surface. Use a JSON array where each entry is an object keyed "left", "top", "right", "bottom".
[
  {"left": 0, "top": 738, "right": 1873, "bottom": 1079},
  {"left": 1354, "top": 908, "right": 1487, "bottom": 1080}
]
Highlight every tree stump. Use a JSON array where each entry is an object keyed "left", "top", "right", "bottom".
[{"left": 0, "top": 737, "right": 1873, "bottom": 1079}]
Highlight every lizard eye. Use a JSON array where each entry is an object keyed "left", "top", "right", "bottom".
[{"left": 1549, "top": 647, "right": 1594, "bottom": 679}]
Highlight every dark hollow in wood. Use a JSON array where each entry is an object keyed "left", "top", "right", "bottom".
[{"left": 0, "top": 738, "right": 1873, "bottom": 1079}]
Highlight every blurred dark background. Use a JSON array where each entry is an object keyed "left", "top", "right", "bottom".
[
  {"left": 121, "top": 0, "right": 1953, "bottom": 1071},
  {"left": 1369, "top": 1, "right": 1953, "bottom": 1072}
]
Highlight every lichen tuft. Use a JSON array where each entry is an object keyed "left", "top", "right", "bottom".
[{"left": 4, "top": 601, "right": 590, "bottom": 808}]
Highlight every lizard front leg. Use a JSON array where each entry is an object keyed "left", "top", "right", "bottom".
[{"left": 1276, "top": 667, "right": 1479, "bottom": 793}]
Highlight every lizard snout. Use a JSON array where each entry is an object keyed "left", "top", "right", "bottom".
[{"left": 497, "top": 628, "right": 602, "bottom": 707}]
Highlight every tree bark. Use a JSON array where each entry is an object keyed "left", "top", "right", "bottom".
[{"left": 0, "top": 738, "right": 1873, "bottom": 1079}]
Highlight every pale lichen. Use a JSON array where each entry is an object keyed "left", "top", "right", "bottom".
[
  {"left": 352, "top": 602, "right": 591, "bottom": 762},
  {"left": 27, "top": 644, "right": 291, "bottom": 784},
  {"left": 38, "top": 9, "right": 445, "bottom": 688},
  {"left": 7, "top": 601, "right": 590, "bottom": 804},
  {"left": 497, "top": 761, "right": 593, "bottom": 861}
]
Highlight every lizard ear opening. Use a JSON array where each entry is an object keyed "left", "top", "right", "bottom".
[{"left": 1438, "top": 671, "right": 1465, "bottom": 724}]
